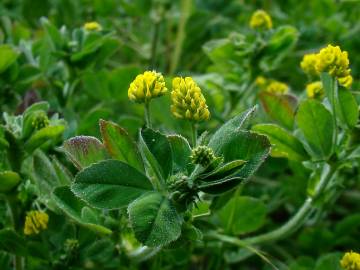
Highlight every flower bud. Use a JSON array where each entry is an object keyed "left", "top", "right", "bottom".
[
  {"left": 171, "top": 77, "right": 210, "bottom": 122},
  {"left": 249, "top": 10, "right": 273, "bottom": 30},
  {"left": 128, "top": 71, "right": 167, "bottom": 103},
  {"left": 31, "top": 111, "right": 50, "bottom": 131},
  {"left": 300, "top": 53, "right": 319, "bottom": 77},
  {"left": 84, "top": 22, "right": 102, "bottom": 31},
  {"left": 190, "top": 145, "right": 216, "bottom": 167},
  {"left": 265, "top": 81, "right": 289, "bottom": 95},
  {"left": 24, "top": 211, "right": 49, "bottom": 235},
  {"left": 340, "top": 251, "right": 360, "bottom": 270},
  {"left": 306, "top": 81, "right": 324, "bottom": 99}
]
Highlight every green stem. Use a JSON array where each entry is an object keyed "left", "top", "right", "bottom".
[
  {"left": 169, "top": 0, "right": 192, "bottom": 75},
  {"left": 144, "top": 102, "right": 152, "bottom": 128},
  {"left": 209, "top": 164, "right": 335, "bottom": 247},
  {"left": 128, "top": 246, "right": 161, "bottom": 263},
  {"left": 191, "top": 122, "right": 197, "bottom": 147},
  {"left": 6, "top": 196, "right": 23, "bottom": 270}
]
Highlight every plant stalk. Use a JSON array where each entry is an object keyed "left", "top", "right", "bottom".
[
  {"left": 208, "top": 164, "right": 335, "bottom": 247},
  {"left": 7, "top": 196, "right": 23, "bottom": 270},
  {"left": 191, "top": 122, "right": 197, "bottom": 147},
  {"left": 169, "top": 0, "right": 192, "bottom": 75},
  {"left": 144, "top": 102, "right": 152, "bottom": 128}
]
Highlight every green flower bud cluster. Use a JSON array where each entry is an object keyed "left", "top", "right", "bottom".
[
  {"left": 190, "top": 145, "right": 216, "bottom": 167},
  {"left": 31, "top": 111, "right": 50, "bottom": 130}
]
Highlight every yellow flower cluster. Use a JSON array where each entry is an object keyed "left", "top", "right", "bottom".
[
  {"left": 24, "top": 211, "right": 49, "bottom": 235},
  {"left": 170, "top": 77, "right": 210, "bottom": 122},
  {"left": 301, "top": 45, "right": 353, "bottom": 88},
  {"left": 306, "top": 81, "right": 324, "bottom": 99},
  {"left": 255, "top": 76, "right": 289, "bottom": 95},
  {"left": 300, "top": 54, "right": 319, "bottom": 77},
  {"left": 128, "top": 71, "right": 167, "bottom": 103},
  {"left": 84, "top": 21, "right": 102, "bottom": 31},
  {"left": 341, "top": 251, "right": 360, "bottom": 270},
  {"left": 249, "top": 10, "right": 273, "bottom": 30}
]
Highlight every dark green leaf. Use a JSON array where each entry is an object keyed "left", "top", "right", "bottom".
[
  {"left": 0, "top": 229, "right": 27, "bottom": 256},
  {"left": 72, "top": 159, "right": 153, "bottom": 209},
  {"left": 167, "top": 135, "right": 193, "bottom": 174},
  {"left": 140, "top": 128, "right": 172, "bottom": 180},
  {"left": 128, "top": 192, "right": 182, "bottom": 247},
  {"left": 53, "top": 186, "right": 112, "bottom": 234}
]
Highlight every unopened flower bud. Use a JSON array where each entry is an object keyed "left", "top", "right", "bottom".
[{"left": 190, "top": 145, "right": 216, "bottom": 167}]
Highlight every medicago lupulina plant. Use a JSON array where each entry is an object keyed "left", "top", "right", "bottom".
[{"left": 0, "top": 8, "right": 359, "bottom": 269}]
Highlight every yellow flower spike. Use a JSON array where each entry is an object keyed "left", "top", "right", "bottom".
[
  {"left": 306, "top": 81, "right": 324, "bottom": 99},
  {"left": 255, "top": 76, "right": 267, "bottom": 87},
  {"left": 84, "top": 21, "right": 102, "bottom": 31},
  {"left": 249, "top": 10, "right": 273, "bottom": 30},
  {"left": 128, "top": 71, "right": 167, "bottom": 103},
  {"left": 24, "top": 211, "right": 49, "bottom": 236},
  {"left": 315, "top": 44, "right": 352, "bottom": 87},
  {"left": 340, "top": 251, "right": 360, "bottom": 270},
  {"left": 265, "top": 80, "right": 289, "bottom": 95},
  {"left": 171, "top": 77, "right": 210, "bottom": 122},
  {"left": 300, "top": 53, "right": 319, "bottom": 77}
]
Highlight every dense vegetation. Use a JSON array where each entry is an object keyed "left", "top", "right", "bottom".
[{"left": 1, "top": 1, "right": 360, "bottom": 269}]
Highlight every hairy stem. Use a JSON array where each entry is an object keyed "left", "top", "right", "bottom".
[
  {"left": 191, "top": 122, "right": 197, "bottom": 147},
  {"left": 144, "top": 102, "right": 152, "bottom": 128}
]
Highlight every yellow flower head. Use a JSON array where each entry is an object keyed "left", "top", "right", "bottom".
[
  {"left": 24, "top": 211, "right": 49, "bottom": 235},
  {"left": 315, "top": 44, "right": 352, "bottom": 88},
  {"left": 249, "top": 10, "right": 273, "bottom": 30},
  {"left": 265, "top": 81, "right": 289, "bottom": 95},
  {"left": 255, "top": 76, "right": 267, "bottom": 87},
  {"left": 341, "top": 251, "right": 360, "bottom": 270},
  {"left": 128, "top": 71, "right": 167, "bottom": 103},
  {"left": 171, "top": 77, "right": 210, "bottom": 122},
  {"left": 84, "top": 22, "right": 102, "bottom": 31},
  {"left": 306, "top": 81, "right": 324, "bottom": 99},
  {"left": 300, "top": 53, "right": 319, "bottom": 77}
]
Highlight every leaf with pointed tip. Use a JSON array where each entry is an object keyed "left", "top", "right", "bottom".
[
  {"left": 99, "top": 119, "right": 144, "bottom": 172},
  {"left": 252, "top": 123, "right": 309, "bottom": 161},
  {"left": 72, "top": 160, "right": 153, "bottom": 209},
  {"left": 200, "top": 160, "right": 247, "bottom": 181},
  {"left": 167, "top": 134, "right": 193, "bottom": 174},
  {"left": 296, "top": 100, "right": 334, "bottom": 160},
  {"left": 128, "top": 192, "right": 182, "bottom": 247},
  {"left": 260, "top": 92, "right": 297, "bottom": 130},
  {"left": 63, "top": 136, "right": 108, "bottom": 169},
  {"left": 209, "top": 106, "right": 257, "bottom": 153},
  {"left": 53, "top": 186, "right": 112, "bottom": 234},
  {"left": 140, "top": 128, "right": 172, "bottom": 180}
]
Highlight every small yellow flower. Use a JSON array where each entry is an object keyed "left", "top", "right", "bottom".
[
  {"left": 315, "top": 44, "right": 352, "bottom": 88},
  {"left": 128, "top": 71, "right": 167, "bottom": 103},
  {"left": 306, "top": 81, "right": 324, "bottom": 99},
  {"left": 249, "top": 10, "right": 273, "bottom": 30},
  {"left": 84, "top": 22, "right": 102, "bottom": 31},
  {"left": 255, "top": 76, "right": 267, "bottom": 87},
  {"left": 300, "top": 53, "right": 319, "bottom": 77},
  {"left": 338, "top": 74, "right": 353, "bottom": 89},
  {"left": 265, "top": 81, "right": 289, "bottom": 95},
  {"left": 340, "top": 251, "right": 360, "bottom": 270},
  {"left": 24, "top": 211, "right": 49, "bottom": 235},
  {"left": 171, "top": 77, "right": 210, "bottom": 122}
]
